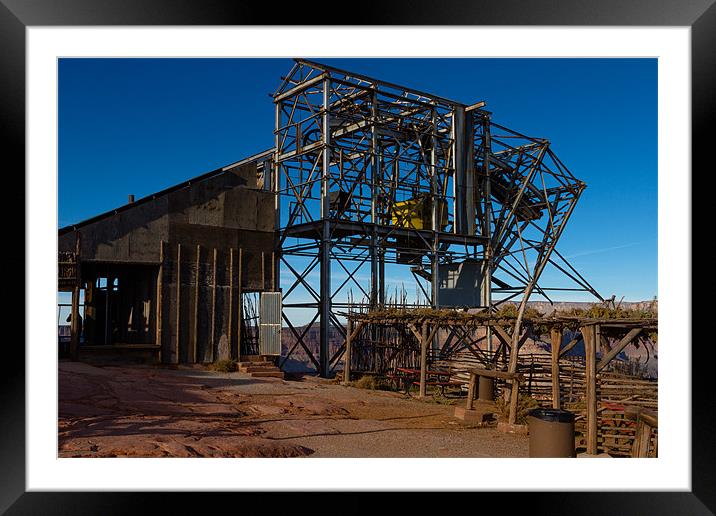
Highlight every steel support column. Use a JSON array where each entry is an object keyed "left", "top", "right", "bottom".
[{"left": 319, "top": 77, "right": 332, "bottom": 377}]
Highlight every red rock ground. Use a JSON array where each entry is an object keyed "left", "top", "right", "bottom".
[{"left": 58, "top": 361, "right": 528, "bottom": 458}]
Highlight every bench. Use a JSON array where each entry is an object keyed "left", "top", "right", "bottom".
[
  {"left": 385, "top": 371, "right": 416, "bottom": 393},
  {"left": 411, "top": 380, "right": 463, "bottom": 396}
]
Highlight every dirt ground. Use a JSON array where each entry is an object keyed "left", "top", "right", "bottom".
[{"left": 58, "top": 361, "right": 528, "bottom": 458}]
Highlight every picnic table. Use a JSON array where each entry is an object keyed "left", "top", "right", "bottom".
[{"left": 387, "top": 367, "right": 461, "bottom": 395}]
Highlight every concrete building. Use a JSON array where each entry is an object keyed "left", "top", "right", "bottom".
[{"left": 57, "top": 150, "right": 276, "bottom": 364}]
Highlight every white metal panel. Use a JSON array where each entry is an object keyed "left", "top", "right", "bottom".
[
  {"left": 259, "top": 292, "right": 282, "bottom": 356},
  {"left": 437, "top": 259, "right": 483, "bottom": 308}
]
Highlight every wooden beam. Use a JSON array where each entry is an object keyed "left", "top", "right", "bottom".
[
  {"left": 237, "top": 248, "right": 242, "bottom": 359},
  {"left": 70, "top": 285, "right": 80, "bottom": 361},
  {"left": 343, "top": 318, "right": 354, "bottom": 384},
  {"left": 625, "top": 406, "right": 658, "bottom": 428},
  {"left": 640, "top": 410, "right": 658, "bottom": 429},
  {"left": 597, "top": 328, "right": 643, "bottom": 372},
  {"left": 426, "top": 323, "right": 440, "bottom": 347},
  {"left": 506, "top": 324, "right": 524, "bottom": 425},
  {"left": 551, "top": 327, "right": 562, "bottom": 409},
  {"left": 559, "top": 335, "right": 581, "bottom": 358},
  {"left": 192, "top": 244, "right": 201, "bottom": 364},
  {"left": 440, "top": 329, "right": 456, "bottom": 356},
  {"left": 228, "top": 248, "right": 235, "bottom": 360},
  {"left": 584, "top": 324, "right": 598, "bottom": 455},
  {"left": 518, "top": 331, "right": 530, "bottom": 349},
  {"left": 466, "top": 367, "right": 524, "bottom": 382},
  {"left": 419, "top": 321, "right": 428, "bottom": 398},
  {"left": 492, "top": 324, "right": 512, "bottom": 348},
  {"left": 175, "top": 243, "right": 182, "bottom": 364},
  {"left": 632, "top": 420, "right": 652, "bottom": 458},
  {"left": 210, "top": 248, "right": 217, "bottom": 363},
  {"left": 156, "top": 240, "right": 165, "bottom": 363},
  {"left": 407, "top": 323, "right": 423, "bottom": 343},
  {"left": 491, "top": 341, "right": 504, "bottom": 367},
  {"left": 69, "top": 232, "right": 81, "bottom": 361},
  {"left": 346, "top": 320, "right": 364, "bottom": 344},
  {"left": 466, "top": 373, "right": 477, "bottom": 410},
  {"left": 494, "top": 324, "right": 530, "bottom": 352}
]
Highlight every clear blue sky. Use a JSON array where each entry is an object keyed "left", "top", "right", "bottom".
[{"left": 58, "top": 58, "right": 657, "bottom": 304}]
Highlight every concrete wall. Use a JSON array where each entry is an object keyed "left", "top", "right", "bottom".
[
  {"left": 58, "top": 164, "right": 274, "bottom": 267},
  {"left": 59, "top": 163, "right": 277, "bottom": 363},
  {"left": 58, "top": 196, "right": 170, "bottom": 263},
  {"left": 159, "top": 243, "right": 275, "bottom": 364}
]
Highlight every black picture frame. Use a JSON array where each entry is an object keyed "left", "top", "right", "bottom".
[{"left": 3, "top": 1, "right": 710, "bottom": 513}]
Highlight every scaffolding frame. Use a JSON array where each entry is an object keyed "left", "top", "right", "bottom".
[{"left": 272, "top": 59, "right": 601, "bottom": 376}]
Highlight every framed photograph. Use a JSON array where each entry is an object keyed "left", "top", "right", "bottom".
[{"left": 5, "top": 0, "right": 710, "bottom": 513}]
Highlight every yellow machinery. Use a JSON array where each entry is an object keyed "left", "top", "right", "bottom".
[{"left": 391, "top": 194, "right": 448, "bottom": 231}]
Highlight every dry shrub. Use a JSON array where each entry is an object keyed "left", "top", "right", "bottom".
[
  {"left": 352, "top": 375, "right": 378, "bottom": 390},
  {"left": 350, "top": 375, "right": 396, "bottom": 391},
  {"left": 496, "top": 394, "right": 540, "bottom": 425},
  {"left": 561, "top": 304, "right": 657, "bottom": 321},
  {"left": 209, "top": 359, "right": 237, "bottom": 373}
]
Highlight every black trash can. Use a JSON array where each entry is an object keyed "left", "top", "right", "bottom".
[{"left": 527, "top": 408, "right": 576, "bottom": 458}]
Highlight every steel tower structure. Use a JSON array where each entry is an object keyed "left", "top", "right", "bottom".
[{"left": 272, "top": 59, "right": 601, "bottom": 377}]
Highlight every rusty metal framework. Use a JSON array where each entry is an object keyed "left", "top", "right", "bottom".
[{"left": 272, "top": 59, "right": 601, "bottom": 376}]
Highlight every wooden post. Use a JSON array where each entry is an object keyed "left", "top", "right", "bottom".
[
  {"left": 584, "top": 324, "right": 598, "bottom": 455},
  {"left": 551, "top": 327, "right": 562, "bottom": 409},
  {"left": 210, "top": 248, "right": 217, "bottom": 363},
  {"left": 466, "top": 373, "right": 477, "bottom": 410},
  {"left": 70, "top": 285, "right": 80, "bottom": 361},
  {"left": 192, "top": 245, "right": 201, "bottom": 364},
  {"left": 237, "top": 248, "right": 243, "bottom": 360},
  {"left": 228, "top": 248, "right": 235, "bottom": 361},
  {"left": 156, "top": 240, "right": 165, "bottom": 363},
  {"left": 633, "top": 420, "right": 652, "bottom": 458},
  {"left": 69, "top": 233, "right": 81, "bottom": 361},
  {"left": 507, "top": 329, "right": 523, "bottom": 425},
  {"left": 343, "top": 318, "right": 353, "bottom": 384},
  {"left": 419, "top": 321, "right": 428, "bottom": 398},
  {"left": 628, "top": 408, "right": 657, "bottom": 458},
  {"left": 175, "top": 243, "right": 182, "bottom": 364}
]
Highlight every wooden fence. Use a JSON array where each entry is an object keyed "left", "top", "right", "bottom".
[{"left": 438, "top": 349, "right": 657, "bottom": 457}]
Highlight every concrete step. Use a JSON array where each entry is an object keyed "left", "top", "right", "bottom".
[
  {"left": 241, "top": 355, "right": 275, "bottom": 363},
  {"left": 249, "top": 370, "right": 285, "bottom": 379},
  {"left": 240, "top": 366, "right": 279, "bottom": 373},
  {"left": 237, "top": 361, "right": 273, "bottom": 368}
]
